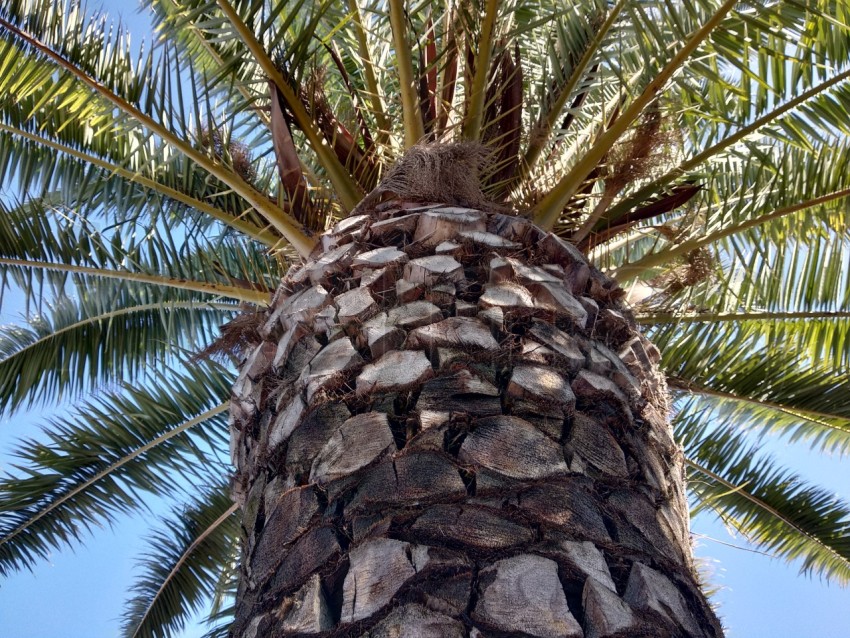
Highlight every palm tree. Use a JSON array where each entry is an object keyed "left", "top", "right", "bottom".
[{"left": 1, "top": 0, "right": 849, "bottom": 635}]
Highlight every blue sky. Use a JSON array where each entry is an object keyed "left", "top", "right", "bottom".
[{"left": 1, "top": 1, "right": 849, "bottom": 636}]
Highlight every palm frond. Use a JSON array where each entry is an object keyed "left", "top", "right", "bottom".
[
  {"left": 607, "top": 141, "right": 850, "bottom": 279},
  {"left": 460, "top": 0, "right": 499, "bottom": 142},
  {"left": 678, "top": 401, "right": 850, "bottom": 584},
  {"left": 532, "top": 0, "right": 740, "bottom": 229},
  {"left": 0, "top": 283, "right": 236, "bottom": 415},
  {"left": 122, "top": 484, "right": 239, "bottom": 638},
  {"left": 604, "top": 70, "right": 850, "bottom": 228},
  {"left": 641, "top": 310, "right": 850, "bottom": 371},
  {"left": 521, "top": 0, "right": 623, "bottom": 177},
  {"left": 0, "top": 122, "right": 279, "bottom": 245},
  {"left": 1, "top": 0, "right": 849, "bottom": 633},
  {"left": 388, "top": 0, "right": 427, "bottom": 147},
  {"left": 655, "top": 320, "right": 850, "bottom": 453},
  {"left": 0, "top": 197, "right": 282, "bottom": 305},
  {"left": 0, "top": 363, "right": 232, "bottom": 576},
  {"left": 171, "top": 0, "right": 362, "bottom": 210},
  {"left": 344, "top": 0, "right": 391, "bottom": 145},
  {"left": 0, "top": 1, "right": 314, "bottom": 255}
]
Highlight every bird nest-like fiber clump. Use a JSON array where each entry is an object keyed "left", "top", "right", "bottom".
[{"left": 353, "top": 142, "right": 496, "bottom": 215}]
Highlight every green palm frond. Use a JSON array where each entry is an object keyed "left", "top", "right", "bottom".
[
  {"left": 121, "top": 484, "right": 239, "bottom": 638},
  {"left": 0, "top": 0, "right": 314, "bottom": 253},
  {"left": 633, "top": 201, "right": 850, "bottom": 373},
  {"left": 533, "top": 0, "right": 741, "bottom": 228},
  {"left": 520, "top": 0, "right": 617, "bottom": 177},
  {"left": 608, "top": 140, "right": 850, "bottom": 278},
  {"left": 642, "top": 310, "right": 850, "bottom": 372},
  {"left": 0, "top": 283, "right": 235, "bottom": 415},
  {"left": 0, "top": 197, "right": 282, "bottom": 305},
  {"left": 0, "top": 122, "right": 282, "bottom": 245},
  {"left": 0, "top": 6, "right": 264, "bottom": 229},
  {"left": 679, "top": 385, "right": 850, "bottom": 458},
  {"left": 148, "top": 0, "right": 367, "bottom": 209},
  {"left": 653, "top": 319, "right": 850, "bottom": 453},
  {"left": 0, "top": 363, "right": 231, "bottom": 576},
  {"left": 622, "top": 74, "right": 850, "bottom": 205},
  {"left": 677, "top": 400, "right": 850, "bottom": 583}
]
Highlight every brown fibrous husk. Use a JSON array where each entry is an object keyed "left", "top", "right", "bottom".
[{"left": 352, "top": 142, "right": 500, "bottom": 215}]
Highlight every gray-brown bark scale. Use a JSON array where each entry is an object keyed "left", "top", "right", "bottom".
[{"left": 229, "top": 202, "right": 723, "bottom": 637}]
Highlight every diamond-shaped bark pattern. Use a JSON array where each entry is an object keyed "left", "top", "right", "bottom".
[
  {"left": 309, "top": 412, "right": 395, "bottom": 484},
  {"left": 341, "top": 538, "right": 416, "bottom": 623},
  {"left": 507, "top": 364, "right": 575, "bottom": 407},
  {"left": 473, "top": 554, "right": 582, "bottom": 637},
  {"left": 355, "top": 349, "right": 433, "bottom": 395},
  {"left": 407, "top": 316, "right": 500, "bottom": 351},
  {"left": 460, "top": 416, "right": 569, "bottom": 479},
  {"left": 229, "top": 201, "right": 723, "bottom": 637}
]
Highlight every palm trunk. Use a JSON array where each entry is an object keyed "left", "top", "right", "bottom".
[{"left": 228, "top": 202, "right": 723, "bottom": 637}]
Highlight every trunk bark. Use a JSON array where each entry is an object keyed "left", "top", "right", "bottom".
[{"left": 228, "top": 202, "right": 723, "bottom": 637}]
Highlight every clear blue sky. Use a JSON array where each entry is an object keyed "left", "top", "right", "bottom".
[{"left": 1, "top": 2, "right": 849, "bottom": 637}]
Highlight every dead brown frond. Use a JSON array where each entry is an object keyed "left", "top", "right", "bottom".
[
  {"left": 417, "top": 15, "right": 439, "bottom": 135},
  {"left": 579, "top": 183, "right": 702, "bottom": 252},
  {"left": 605, "top": 106, "right": 677, "bottom": 195},
  {"left": 198, "top": 126, "right": 258, "bottom": 184},
  {"left": 436, "top": 8, "right": 460, "bottom": 136},
  {"left": 650, "top": 247, "right": 716, "bottom": 298},
  {"left": 268, "top": 80, "right": 313, "bottom": 226},
  {"left": 482, "top": 43, "right": 524, "bottom": 199},
  {"left": 302, "top": 66, "right": 378, "bottom": 191},
  {"left": 325, "top": 41, "right": 377, "bottom": 156},
  {"left": 192, "top": 310, "right": 266, "bottom": 363}
]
